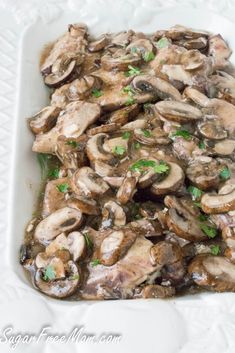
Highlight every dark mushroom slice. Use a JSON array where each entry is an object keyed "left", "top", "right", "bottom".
[
  {"left": 130, "top": 218, "right": 163, "bottom": 237},
  {"left": 87, "top": 123, "right": 121, "bottom": 136},
  {"left": 101, "top": 53, "right": 141, "bottom": 71},
  {"left": 34, "top": 260, "right": 80, "bottom": 298},
  {"left": 208, "top": 34, "right": 232, "bottom": 69},
  {"left": 98, "top": 228, "right": 137, "bottom": 266},
  {"left": 175, "top": 37, "right": 207, "bottom": 50},
  {"left": 164, "top": 196, "right": 208, "bottom": 241},
  {"left": 101, "top": 201, "right": 126, "bottom": 228},
  {"left": 151, "top": 162, "right": 184, "bottom": 195},
  {"left": 116, "top": 172, "right": 139, "bottom": 205},
  {"left": 131, "top": 75, "right": 181, "bottom": 101},
  {"left": 28, "top": 106, "right": 60, "bottom": 134},
  {"left": 201, "top": 189, "right": 235, "bottom": 214},
  {"left": 188, "top": 254, "right": 235, "bottom": 292},
  {"left": 182, "top": 240, "right": 226, "bottom": 259},
  {"left": 86, "top": 133, "right": 114, "bottom": 162},
  {"left": 154, "top": 25, "right": 209, "bottom": 40},
  {"left": 44, "top": 57, "right": 78, "bottom": 88},
  {"left": 138, "top": 284, "right": 175, "bottom": 299},
  {"left": 88, "top": 34, "right": 109, "bottom": 52},
  {"left": 155, "top": 101, "right": 202, "bottom": 122},
  {"left": 186, "top": 157, "right": 225, "bottom": 190},
  {"left": 108, "top": 104, "right": 140, "bottom": 125},
  {"left": 198, "top": 120, "right": 227, "bottom": 140},
  {"left": 34, "top": 207, "right": 83, "bottom": 245},
  {"left": 71, "top": 167, "right": 110, "bottom": 198}
]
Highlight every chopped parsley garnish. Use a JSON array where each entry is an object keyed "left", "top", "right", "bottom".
[
  {"left": 170, "top": 129, "right": 191, "bottom": 141},
  {"left": 91, "top": 259, "right": 101, "bottom": 267},
  {"left": 43, "top": 265, "right": 56, "bottom": 281},
  {"left": 188, "top": 186, "right": 203, "bottom": 201},
  {"left": 194, "top": 202, "right": 202, "bottom": 208},
  {"left": 113, "top": 145, "right": 126, "bottom": 156},
  {"left": 200, "top": 224, "right": 217, "bottom": 239},
  {"left": 130, "top": 47, "right": 138, "bottom": 53},
  {"left": 143, "top": 51, "right": 155, "bottom": 62},
  {"left": 199, "top": 141, "right": 206, "bottom": 149},
  {"left": 122, "top": 131, "right": 131, "bottom": 140},
  {"left": 122, "top": 85, "right": 135, "bottom": 95},
  {"left": 219, "top": 167, "right": 231, "bottom": 181},
  {"left": 198, "top": 214, "right": 208, "bottom": 222},
  {"left": 69, "top": 274, "right": 80, "bottom": 281},
  {"left": 141, "top": 129, "right": 151, "bottom": 137},
  {"left": 92, "top": 89, "right": 103, "bottom": 98},
  {"left": 48, "top": 167, "right": 60, "bottom": 179},
  {"left": 133, "top": 142, "right": 141, "bottom": 149},
  {"left": 83, "top": 233, "right": 93, "bottom": 249},
  {"left": 125, "top": 96, "right": 135, "bottom": 106},
  {"left": 211, "top": 245, "right": 220, "bottom": 256},
  {"left": 56, "top": 183, "right": 69, "bottom": 193},
  {"left": 130, "top": 159, "right": 169, "bottom": 174},
  {"left": 66, "top": 140, "right": 79, "bottom": 148},
  {"left": 156, "top": 38, "right": 170, "bottom": 49},
  {"left": 125, "top": 65, "right": 141, "bottom": 77}
]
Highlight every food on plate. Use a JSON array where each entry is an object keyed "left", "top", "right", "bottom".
[{"left": 20, "top": 23, "right": 235, "bottom": 299}]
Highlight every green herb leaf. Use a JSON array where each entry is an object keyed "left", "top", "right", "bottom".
[
  {"left": 122, "top": 85, "right": 135, "bottom": 95},
  {"left": 154, "top": 161, "right": 170, "bottom": 174},
  {"left": 219, "top": 167, "right": 231, "bottom": 181},
  {"left": 133, "top": 142, "right": 141, "bottom": 149},
  {"left": 130, "top": 47, "right": 138, "bottom": 53},
  {"left": 92, "top": 88, "right": 103, "bottom": 98},
  {"left": 198, "top": 214, "right": 208, "bottom": 222},
  {"left": 188, "top": 186, "right": 203, "bottom": 201},
  {"left": 143, "top": 51, "right": 155, "bottom": 62},
  {"left": 37, "top": 153, "right": 50, "bottom": 179},
  {"left": 141, "top": 129, "right": 151, "bottom": 137},
  {"left": 160, "top": 59, "right": 166, "bottom": 65},
  {"left": 66, "top": 140, "right": 79, "bottom": 148},
  {"left": 125, "top": 65, "right": 141, "bottom": 77},
  {"left": 43, "top": 265, "right": 56, "bottom": 281},
  {"left": 91, "top": 259, "right": 101, "bottom": 267},
  {"left": 194, "top": 202, "right": 202, "bottom": 208},
  {"left": 200, "top": 224, "right": 218, "bottom": 238},
  {"left": 122, "top": 131, "right": 131, "bottom": 140},
  {"left": 48, "top": 167, "right": 60, "bottom": 179},
  {"left": 199, "top": 141, "right": 206, "bottom": 149},
  {"left": 170, "top": 129, "right": 191, "bottom": 141},
  {"left": 125, "top": 96, "right": 135, "bottom": 106},
  {"left": 69, "top": 274, "right": 80, "bottom": 281},
  {"left": 211, "top": 245, "right": 220, "bottom": 256},
  {"left": 113, "top": 145, "right": 126, "bottom": 156},
  {"left": 83, "top": 233, "right": 93, "bottom": 249},
  {"left": 56, "top": 183, "right": 69, "bottom": 193},
  {"left": 156, "top": 38, "right": 170, "bottom": 49}
]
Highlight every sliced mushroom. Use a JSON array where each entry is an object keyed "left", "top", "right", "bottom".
[
  {"left": 71, "top": 167, "right": 110, "bottom": 198},
  {"left": 34, "top": 260, "right": 80, "bottom": 298},
  {"left": 28, "top": 106, "right": 60, "bottom": 134},
  {"left": 103, "top": 136, "right": 128, "bottom": 156},
  {"left": 183, "top": 86, "right": 211, "bottom": 107},
  {"left": 151, "top": 162, "right": 184, "bottom": 195},
  {"left": 42, "top": 178, "right": 68, "bottom": 217},
  {"left": 108, "top": 104, "right": 140, "bottom": 125},
  {"left": 165, "top": 196, "right": 207, "bottom": 241},
  {"left": 67, "top": 196, "right": 100, "bottom": 215},
  {"left": 98, "top": 228, "right": 137, "bottom": 266},
  {"left": 93, "top": 160, "right": 114, "bottom": 177},
  {"left": 44, "top": 57, "right": 77, "bottom": 88},
  {"left": 88, "top": 34, "right": 109, "bottom": 52},
  {"left": 161, "top": 64, "right": 193, "bottom": 86},
  {"left": 198, "top": 120, "right": 227, "bottom": 140},
  {"left": 213, "top": 139, "right": 235, "bottom": 156},
  {"left": 101, "top": 53, "right": 141, "bottom": 71},
  {"left": 102, "top": 201, "right": 126, "bottom": 228},
  {"left": 180, "top": 49, "right": 205, "bottom": 70},
  {"left": 155, "top": 101, "right": 202, "bottom": 122},
  {"left": 55, "top": 135, "right": 87, "bottom": 170},
  {"left": 86, "top": 133, "right": 114, "bottom": 162},
  {"left": 120, "top": 119, "right": 147, "bottom": 131},
  {"left": 188, "top": 254, "right": 235, "bottom": 292},
  {"left": 111, "top": 30, "right": 134, "bottom": 47},
  {"left": 87, "top": 123, "right": 121, "bottom": 136},
  {"left": 45, "top": 233, "right": 69, "bottom": 257},
  {"left": 208, "top": 34, "right": 232, "bottom": 69},
  {"left": 139, "top": 284, "right": 175, "bottom": 298},
  {"left": 67, "top": 231, "right": 86, "bottom": 261},
  {"left": 126, "top": 39, "right": 153, "bottom": 56},
  {"left": 201, "top": 189, "right": 235, "bottom": 214},
  {"left": 131, "top": 75, "right": 181, "bottom": 101},
  {"left": 117, "top": 172, "right": 138, "bottom": 205},
  {"left": 176, "top": 37, "right": 207, "bottom": 50},
  {"left": 34, "top": 207, "right": 83, "bottom": 245},
  {"left": 155, "top": 25, "right": 209, "bottom": 41},
  {"left": 186, "top": 157, "right": 225, "bottom": 190}
]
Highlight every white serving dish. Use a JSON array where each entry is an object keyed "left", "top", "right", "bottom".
[{"left": 3, "top": 3, "right": 235, "bottom": 353}]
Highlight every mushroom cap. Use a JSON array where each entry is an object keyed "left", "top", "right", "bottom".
[
  {"left": 201, "top": 189, "right": 235, "bottom": 214},
  {"left": 155, "top": 101, "right": 202, "bottom": 122},
  {"left": 34, "top": 207, "right": 83, "bottom": 245},
  {"left": 151, "top": 162, "right": 184, "bottom": 195}
]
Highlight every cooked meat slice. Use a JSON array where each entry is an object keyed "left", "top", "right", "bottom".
[
  {"left": 188, "top": 255, "right": 235, "bottom": 292},
  {"left": 32, "top": 102, "right": 100, "bottom": 153},
  {"left": 81, "top": 236, "right": 158, "bottom": 299}
]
